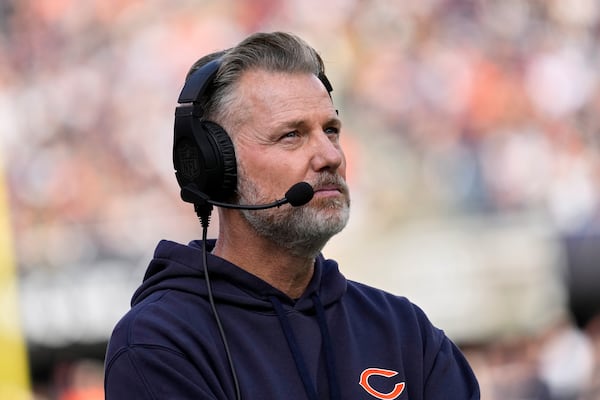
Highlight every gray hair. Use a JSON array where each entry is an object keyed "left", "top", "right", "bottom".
[{"left": 184, "top": 32, "right": 327, "bottom": 127}]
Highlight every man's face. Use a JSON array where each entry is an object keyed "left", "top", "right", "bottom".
[{"left": 227, "top": 69, "right": 350, "bottom": 256}]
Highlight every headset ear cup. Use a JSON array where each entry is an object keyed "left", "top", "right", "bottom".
[
  {"left": 201, "top": 121, "right": 237, "bottom": 200},
  {"left": 173, "top": 56, "right": 240, "bottom": 204}
]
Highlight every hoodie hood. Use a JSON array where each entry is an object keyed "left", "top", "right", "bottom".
[
  {"left": 131, "top": 239, "right": 347, "bottom": 400},
  {"left": 131, "top": 239, "right": 347, "bottom": 312}
]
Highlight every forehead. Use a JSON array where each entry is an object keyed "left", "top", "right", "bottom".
[{"left": 231, "top": 69, "right": 336, "bottom": 125}]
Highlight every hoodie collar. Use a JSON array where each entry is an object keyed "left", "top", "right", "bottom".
[{"left": 132, "top": 239, "right": 347, "bottom": 312}]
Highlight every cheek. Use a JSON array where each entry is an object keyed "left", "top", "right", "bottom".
[
  {"left": 236, "top": 148, "right": 290, "bottom": 193},
  {"left": 239, "top": 153, "right": 280, "bottom": 181},
  {"left": 235, "top": 143, "right": 264, "bottom": 175}
]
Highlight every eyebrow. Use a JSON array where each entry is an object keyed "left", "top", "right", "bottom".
[
  {"left": 277, "top": 116, "right": 342, "bottom": 131},
  {"left": 327, "top": 116, "right": 342, "bottom": 127}
]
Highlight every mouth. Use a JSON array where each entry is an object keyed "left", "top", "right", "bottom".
[
  {"left": 307, "top": 174, "right": 349, "bottom": 202},
  {"left": 312, "top": 184, "right": 344, "bottom": 198}
]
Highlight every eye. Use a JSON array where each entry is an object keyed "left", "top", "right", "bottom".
[
  {"left": 280, "top": 131, "right": 300, "bottom": 140},
  {"left": 324, "top": 126, "right": 340, "bottom": 142}
]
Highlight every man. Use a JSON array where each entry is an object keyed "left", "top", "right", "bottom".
[{"left": 104, "top": 32, "right": 480, "bottom": 399}]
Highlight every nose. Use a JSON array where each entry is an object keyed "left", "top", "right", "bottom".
[{"left": 309, "top": 133, "right": 345, "bottom": 173}]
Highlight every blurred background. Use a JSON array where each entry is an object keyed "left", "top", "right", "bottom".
[{"left": 1, "top": 0, "right": 600, "bottom": 398}]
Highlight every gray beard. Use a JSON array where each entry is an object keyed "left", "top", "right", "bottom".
[{"left": 238, "top": 175, "right": 350, "bottom": 258}]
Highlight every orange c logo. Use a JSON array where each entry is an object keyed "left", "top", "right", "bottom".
[{"left": 359, "top": 368, "right": 406, "bottom": 399}]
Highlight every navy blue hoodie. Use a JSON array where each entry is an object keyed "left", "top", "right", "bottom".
[{"left": 104, "top": 239, "right": 479, "bottom": 399}]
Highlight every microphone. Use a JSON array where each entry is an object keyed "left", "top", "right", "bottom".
[{"left": 181, "top": 182, "right": 314, "bottom": 210}]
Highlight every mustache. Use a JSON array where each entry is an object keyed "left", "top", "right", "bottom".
[{"left": 310, "top": 173, "right": 349, "bottom": 195}]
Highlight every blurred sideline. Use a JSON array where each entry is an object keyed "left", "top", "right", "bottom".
[
  {"left": 0, "top": 158, "right": 30, "bottom": 398},
  {"left": 2, "top": 1, "right": 600, "bottom": 399}
]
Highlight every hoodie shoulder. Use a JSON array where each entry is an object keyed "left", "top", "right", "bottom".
[
  {"left": 104, "top": 288, "right": 235, "bottom": 399},
  {"left": 344, "top": 280, "right": 480, "bottom": 398}
]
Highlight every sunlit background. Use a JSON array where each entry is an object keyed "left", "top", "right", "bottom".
[{"left": 1, "top": 0, "right": 600, "bottom": 398}]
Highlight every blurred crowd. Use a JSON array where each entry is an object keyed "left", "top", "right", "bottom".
[{"left": 1, "top": 0, "right": 600, "bottom": 398}]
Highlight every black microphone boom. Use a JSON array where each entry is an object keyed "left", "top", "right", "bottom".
[
  {"left": 281, "top": 181, "right": 314, "bottom": 207},
  {"left": 180, "top": 182, "right": 314, "bottom": 210}
]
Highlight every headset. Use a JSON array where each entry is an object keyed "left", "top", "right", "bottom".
[{"left": 173, "top": 58, "right": 237, "bottom": 205}]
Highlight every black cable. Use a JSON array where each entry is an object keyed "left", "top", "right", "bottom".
[{"left": 198, "top": 207, "right": 242, "bottom": 400}]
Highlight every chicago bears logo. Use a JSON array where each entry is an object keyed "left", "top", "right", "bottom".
[{"left": 359, "top": 368, "right": 406, "bottom": 399}]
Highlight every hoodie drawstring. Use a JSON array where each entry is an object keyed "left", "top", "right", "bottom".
[
  {"left": 311, "top": 294, "right": 340, "bottom": 400},
  {"left": 269, "top": 295, "right": 340, "bottom": 400}
]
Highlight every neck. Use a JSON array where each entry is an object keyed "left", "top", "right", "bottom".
[{"left": 212, "top": 211, "right": 317, "bottom": 299}]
